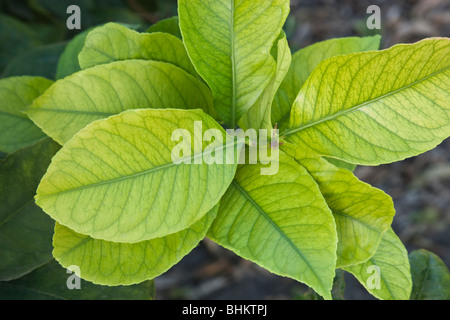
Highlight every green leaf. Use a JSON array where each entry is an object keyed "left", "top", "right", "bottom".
[
  {"left": 179, "top": 0, "right": 290, "bottom": 128},
  {"left": 2, "top": 42, "right": 66, "bottom": 80},
  {"left": 0, "top": 76, "right": 53, "bottom": 153},
  {"left": 343, "top": 229, "right": 412, "bottom": 300},
  {"left": 26, "top": 60, "right": 215, "bottom": 145},
  {"left": 36, "top": 108, "right": 240, "bottom": 243},
  {"left": 78, "top": 23, "right": 197, "bottom": 76},
  {"left": 208, "top": 151, "right": 337, "bottom": 300},
  {"left": 0, "top": 260, "right": 155, "bottom": 300},
  {"left": 239, "top": 32, "right": 291, "bottom": 131},
  {"left": 55, "top": 29, "right": 91, "bottom": 80},
  {"left": 330, "top": 269, "right": 346, "bottom": 300},
  {"left": 285, "top": 38, "right": 450, "bottom": 165},
  {"left": 0, "top": 14, "right": 41, "bottom": 74},
  {"left": 324, "top": 157, "right": 357, "bottom": 172},
  {"left": 53, "top": 205, "right": 218, "bottom": 286},
  {"left": 409, "top": 249, "right": 450, "bottom": 300},
  {"left": 146, "top": 16, "right": 182, "bottom": 39},
  {"left": 272, "top": 35, "right": 381, "bottom": 129},
  {"left": 282, "top": 143, "right": 395, "bottom": 267},
  {"left": 0, "top": 138, "right": 60, "bottom": 281}
]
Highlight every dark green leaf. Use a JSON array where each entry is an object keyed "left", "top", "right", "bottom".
[
  {"left": 0, "top": 14, "right": 41, "bottom": 74},
  {"left": 410, "top": 249, "right": 450, "bottom": 300},
  {"left": 0, "top": 260, "right": 155, "bottom": 300},
  {"left": 0, "top": 138, "right": 60, "bottom": 281},
  {"left": 2, "top": 42, "right": 66, "bottom": 79}
]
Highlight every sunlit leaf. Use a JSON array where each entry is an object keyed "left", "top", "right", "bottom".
[
  {"left": 286, "top": 38, "right": 450, "bottom": 165},
  {"left": 179, "top": 0, "right": 290, "bottom": 127}
]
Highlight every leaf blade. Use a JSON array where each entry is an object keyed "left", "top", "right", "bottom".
[
  {"left": 26, "top": 60, "right": 215, "bottom": 145},
  {"left": 146, "top": 16, "right": 182, "bottom": 39},
  {"left": 272, "top": 35, "right": 381, "bottom": 129},
  {"left": 79, "top": 23, "right": 196, "bottom": 76},
  {"left": 36, "top": 109, "right": 239, "bottom": 243},
  {"left": 343, "top": 229, "right": 412, "bottom": 300},
  {"left": 409, "top": 249, "right": 450, "bottom": 300},
  {"left": 207, "top": 151, "right": 337, "bottom": 299},
  {"left": 52, "top": 205, "right": 217, "bottom": 286},
  {"left": 0, "top": 138, "right": 60, "bottom": 281},
  {"left": 0, "top": 76, "right": 53, "bottom": 153},
  {"left": 239, "top": 32, "right": 292, "bottom": 131},
  {"left": 286, "top": 38, "right": 450, "bottom": 165},
  {"left": 282, "top": 143, "right": 395, "bottom": 268},
  {"left": 0, "top": 260, "right": 155, "bottom": 300},
  {"left": 179, "top": 0, "right": 290, "bottom": 127}
]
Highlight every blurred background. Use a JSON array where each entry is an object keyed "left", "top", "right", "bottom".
[{"left": 0, "top": 0, "right": 449, "bottom": 299}]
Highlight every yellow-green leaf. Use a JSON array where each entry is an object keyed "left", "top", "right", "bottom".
[
  {"left": 36, "top": 109, "right": 239, "bottom": 243},
  {"left": 79, "top": 23, "right": 196, "bottom": 76},
  {"left": 282, "top": 143, "right": 395, "bottom": 267},
  {"left": 179, "top": 0, "right": 290, "bottom": 127},
  {"left": 0, "top": 260, "right": 155, "bottom": 300},
  {"left": 343, "top": 229, "right": 412, "bottom": 300},
  {"left": 239, "top": 32, "right": 291, "bottom": 131},
  {"left": 208, "top": 151, "right": 337, "bottom": 300},
  {"left": 285, "top": 38, "right": 450, "bottom": 165},
  {"left": 272, "top": 35, "right": 381, "bottom": 129},
  {"left": 52, "top": 205, "right": 218, "bottom": 286},
  {"left": 26, "top": 60, "right": 214, "bottom": 145}
]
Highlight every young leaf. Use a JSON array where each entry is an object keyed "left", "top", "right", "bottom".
[
  {"left": 36, "top": 109, "right": 240, "bottom": 243},
  {"left": 0, "top": 260, "right": 155, "bottom": 300},
  {"left": 146, "top": 16, "right": 182, "bottom": 39},
  {"left": 239, "top": 32, "right": 292, "bottom": 131},
  {"left": 324, "top": 157, "right": 357, "bottom": 172},
  {"left": 409, "top": 249, "right": 450, "bottom": 300},
  {"left": 343, "top": 229, "right": 412, "bottom": 300},
  {"left": 52, "top": 206, "right": 218, "bottom": 286},
  {"left": 0, "top": 138, "right": 60, "bottom": 281},
  {"left": 207, "top": 151, "right": 337, "bottom": 300},
  {"left": 285, "top": 38, "right": 450, "bottom": 165},
  {"left": 179, "top": 0, "right": 290, "bottom": 128},
  {"left": 272, "top": 35, "right": 381, "bottom": 129},
  {"left": 0, "top": 76, "right": 53, "bottom": 153},
  {"left": 282, "top": 143, "right": 395, "bottom": 267},
  {"left": 26, "top": 60, "right": 215, "bottom": 145},
  {"left": 78, "top": 23, "right": 196, "bottom": 76},
  {"left": 55, "top": 29, "right": 91, "bottom": 79}
]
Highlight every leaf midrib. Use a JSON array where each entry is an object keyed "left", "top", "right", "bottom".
[
  {"left": 230, "top": 0, "right": 237, "bottom": 128},
  {"left": 27, "top": 107, "right": 114, "bottom": 117},
  {"left": 283, "top": 65, "right": 450, "bottom": 138},
  {"left": 0, "top": 199, "right": 34, "bottom": 228},
  {"left": 415, "top": 252, "right": 432, "bottom": 300},
  {"left": 38, "top": 140, "right": 241, "bottom": 199},
  {"left": 231, "top": 179, "right": 326, "bottom": 291}
]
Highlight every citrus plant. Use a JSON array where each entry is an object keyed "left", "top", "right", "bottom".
[{"left": 1, "top": 0, "right": 450, "bottom": 300}]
